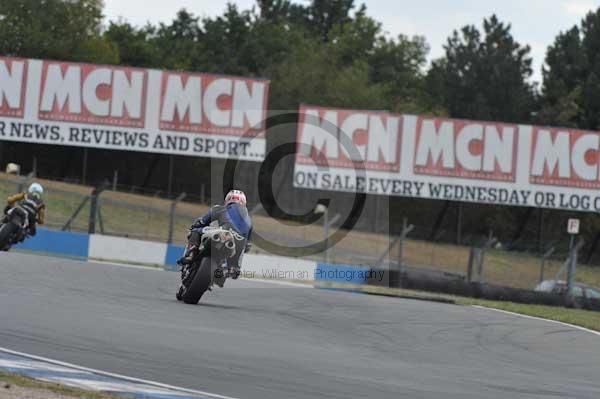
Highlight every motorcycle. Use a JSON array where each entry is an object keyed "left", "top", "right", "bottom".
[
  {"left": 176, "top": 226, "right": 244, "bottom": 304},
  {"left": 0, "top": 205, "right": 33, "bottom": 251}
]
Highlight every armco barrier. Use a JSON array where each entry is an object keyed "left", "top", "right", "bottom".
[
  {"left": 11, "top": 228, "right": 319, "bottom": 281},
  {"left": 14, "top": 228, "right": 89, "bottom": 258}
]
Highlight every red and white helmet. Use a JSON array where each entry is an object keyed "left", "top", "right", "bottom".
[{"left": 225, "top": 189, "right": 247, "bottom": 206}]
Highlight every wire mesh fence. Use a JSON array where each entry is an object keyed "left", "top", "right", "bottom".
[{"left": 1, "top": 173, "right": 599, "bottom": 293}]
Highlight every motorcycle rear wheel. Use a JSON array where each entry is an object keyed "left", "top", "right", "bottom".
[{"left": 181, "top": 257, "right": 213, "bottom": 304}]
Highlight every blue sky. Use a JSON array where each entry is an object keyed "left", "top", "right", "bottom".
[{"left": 103, "top": 0, "right": 600, "bottom": 84}]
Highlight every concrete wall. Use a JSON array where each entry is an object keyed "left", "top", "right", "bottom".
[
  {"left": 88, "top": 234, "right": 167, "bottom": 265},
  {"left": 13, "top": 228, "right": 326, "bottom": 282}
]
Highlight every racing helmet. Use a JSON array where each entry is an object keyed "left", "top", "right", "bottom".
[
  {"left": 224, "top": 189, "right": 246, "bottom": 206},
  {"left": 27, "top": 182, "right": 44, "bottom": 202}
]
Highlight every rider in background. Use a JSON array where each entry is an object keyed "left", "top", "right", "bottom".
[
  {"left": 177, "top": 189, "right": 252, "bottom": 278},
  {"left": 4, "top": 183, "right": 45, "bottom": 238}
]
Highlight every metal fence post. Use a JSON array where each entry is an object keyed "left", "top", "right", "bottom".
[
  {"left": 467, "top": 248, "right": 485, "bottom": 283},
  {"left": 467, "top": 233, "right": 497, "bottom": 283},
  {"left": 539, "top": 246, "right": 555, "bottom": 284},
  {"left": 476, "top": 248, "right": 485, "bottom": 281},
  {"left": 467, "top": 248, "right": 475, "bottom": 282},
  {"left": 62, "top": 196, "right": 90, "bottom": 231},
  {"left": 88, "top": 190, "right": 98, "bottom": 234},
  {"left": 478, "top": 232, "right": 497, "bottom": 282},
  {"left": 97, "top": 203, "right": 105, "bottom": 234},
  {"left": 88, "top": 184, "right": 108, "bottom": 234},
  {"left": 167, "top": 192, "right": 186, "bottom": 244},
  {"left": 398, "top": 218, "right": 414, "bottom": 274},
  {"left": 112, "top": 170, "right": 118, "bottom": 191},
  {"left": 566, "top": 238, "right": 585, "bottom": 299},
  {"left": 322, "top": 211, "right": 341, "bottom": 264}
]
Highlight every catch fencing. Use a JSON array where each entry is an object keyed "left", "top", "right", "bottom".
[{"left": 2, "top": 173, "right": 598, "bottom": 295}]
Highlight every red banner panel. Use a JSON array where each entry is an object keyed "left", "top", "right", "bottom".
[
  {"left": 0, "top": 57, "right": 27, "bottom": 118},
  {"left": 0, "top": 56, "right": 269, "bottom": 161},
  {"left": 414, "top": 116, "right": 518, "bottom": 182},
  {"left": 159, "top": 72, "right": 268, "bottom": 137},
  {"left": 296, "top": 105, "right": 402, "bottom": 172},
  {"left": 38, "top": 61, "right": 148, "bottom": 128},
  {"left": 530, "top": 127, "right": 600, "bottom": 189}
]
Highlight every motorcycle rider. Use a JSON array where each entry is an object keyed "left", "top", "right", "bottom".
[
  {"left": 177, "top": 189, "right": 252, "bottom": 279},
  {"left": 4, "top": 183, "right": 45, "bottom": 239}
]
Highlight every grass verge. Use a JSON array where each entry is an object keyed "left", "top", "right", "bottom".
[
  {"left": 318, "top": 282, "right": 600, "bottom": 333},
  {"left": 0, "top": 371, "right": 120, "bottom": 399},
  {"left": 460, "top": 299, "right": 600, "bottom": 332}
]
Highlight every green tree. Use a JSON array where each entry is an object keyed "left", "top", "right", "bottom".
[
  {"left": 0, "top": 0, "right": 118, "bottom": 64},
  {"left": 268, "top": 8, "right": 433, "bottom": 113},
  {"left": 369, "top": 34, "right": 435, "bottom": 114},
  {"left": 540, "top": 9, "right": 600, "bottom": 130},
  {"left": 147, "top": 5, "right": 304, "bottom": 77},
  {"left": 268, "top": 37, "right": 388, "bottom": 110},
  {"left": 152, "top": 9, "right": 203, "bottom": 71},
  {"left": 327, "top": 14, "right": 380, "bottom": 66},
  {"left": 256, "top": 0, "right": 307, "bottom": 23},
  {"left": 197, "top": 4, "right": 260, "bottom": 75},
  {"left": 95, "top": 1, "right": 432, "bottom": 114},
  {"left": 427, "top": 15, "right": 535, "bottom": 122},
  {"left": 308, "top": 0, "right": 362, "bottom": 41},
  {"left": 104, "top": 21, "right": 159, "bottom": 68}
]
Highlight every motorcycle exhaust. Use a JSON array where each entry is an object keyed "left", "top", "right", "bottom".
[
  {"left": 212, "top": 233, "right": 222, "bottom": 242},
  {"left": 225, "top": 240, "right": 235, "bottom": 250}
]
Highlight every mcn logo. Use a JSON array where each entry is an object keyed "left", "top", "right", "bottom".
[
  {"left": 0, "top": 58, "right": 27, "bottom": 118},
  {"left": 414, "top": 117, "right": 517, "bottom": 182},
  {"left": 296, "top": 106, "right": 401, "bottom": 172},
  {"left": 38, "top": 61, "right": 147, "bottom": 128},
  {"left": 530, "top": 128, "right": 600, "bottom": 189},
  {"left": 159, "top": 72, "right": 267, "bottom": 136}
]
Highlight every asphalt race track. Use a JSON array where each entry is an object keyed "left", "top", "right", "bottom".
[{"left": 1, "top": 252, "right": 599, "bottom": 399}]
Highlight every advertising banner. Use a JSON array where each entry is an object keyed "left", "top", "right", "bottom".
[
  {"left": 294, "top": 104, "right": 600, "bottom": 212},
  {"left": 0, "top": 57, "right": 269, "bottom": 161}
]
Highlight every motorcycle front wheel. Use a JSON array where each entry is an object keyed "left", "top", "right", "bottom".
[{"left": 0, "top": 223, "right": 19, "bottom": 251}]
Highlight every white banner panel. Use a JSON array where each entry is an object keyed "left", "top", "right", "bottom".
[
  {"left": 0, "top": 57, "right": 269, "bottom": 161},
  {"left": 294, "top": 104, "right": 600, "bottom": 212}
]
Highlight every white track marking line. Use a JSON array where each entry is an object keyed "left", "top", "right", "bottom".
[
  {"left": 0, "top": 359, "right": 88, "bottom": 374},
  {"left": 0, "top": 347, "right": 239, "bottom": 399},
  {"left": 43, "top": 377, "right": 194, "bottom": 397},
  {"left": 89, "top": 259, "right": 164, "bottom": 271},
  {"left": 472, "top": 305, "right": 600, "bottom": 337}
]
